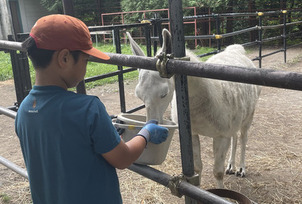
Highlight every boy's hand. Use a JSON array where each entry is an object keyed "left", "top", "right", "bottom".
[{"left": 137, "top": 120, "right": 169, "bottom": 144}]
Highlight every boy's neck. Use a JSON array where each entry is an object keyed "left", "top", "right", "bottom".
[{"left": 35, "top": 69, "right": 68, "bottom": 90}]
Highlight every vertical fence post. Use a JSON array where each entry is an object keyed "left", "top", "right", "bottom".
[
  {"left": 144, "top": 25, "right": 152, "bottom": 57},
  {"left": 282, "top": 10, "right": 287, "bottom": 63},
  {"left": 193, "top": 7, "right": 197, "bottom": 48},
  {"left": 9, "top": 34, "right": 32, "bottom": 107},
  {"left": 168, "top": 0, "right": 198, "bottom": 203},
  {"left": 152, "top": 18, "right": 162, "bottom": 54},
  {"left": 152, "top": 20, "right": 158, "bottom": 54},
  {"left": 76, "top": 77, "right": 87, "bottom": 94},
  {"left": 258, "top": 12, "right": 263, "bottom": 68},
  {"left": 113, "top": 28, "right": 126, "bottom": 113}
]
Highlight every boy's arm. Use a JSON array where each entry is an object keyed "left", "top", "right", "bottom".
[
  {"left": 102, "top": 121, "right": 169, "bottom": 169},
  {"left": 102, "top": 136, "right": 146, "bottom": 169}
]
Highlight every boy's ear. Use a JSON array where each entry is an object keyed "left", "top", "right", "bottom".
[{"left": 57, "top": 49, "right": 71, "bottom": 68}]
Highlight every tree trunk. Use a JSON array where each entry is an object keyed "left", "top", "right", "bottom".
[
  {"left": 248, "top": 0, "right": 257, "bottom": 43},
  {"left": 279, "top": 0, "right": 287, "bottom": 46},
  {"left": 96, "top": 0, "right": 101, "bottom": 25},
  {"left": 197, "top": 7, "right": 210, "bottom": 47},
  {"left": 288, "top": 0, "right": 295, "bottom": 23},
  {"left": 225, "top": 0, "right": 234, "bottom": 45}
]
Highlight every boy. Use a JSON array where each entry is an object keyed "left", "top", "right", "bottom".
[{"left": 15, "top": 14, "right": 168, "bottom": 204}]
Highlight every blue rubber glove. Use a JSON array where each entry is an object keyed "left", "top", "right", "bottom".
[{"left": 137, "top": 120, "right": 169, "bottom": 144}]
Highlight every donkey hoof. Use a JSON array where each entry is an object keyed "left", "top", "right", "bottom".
[
  {"left": 235, "top": 168, "right": 245, "bottom": 177},
  {"left": 225, "top": 164, "right": 235, "bottom": 175}
]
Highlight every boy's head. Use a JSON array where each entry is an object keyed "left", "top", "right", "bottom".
[{"left": 24, "top": 14, "right": 109, "bottom": 69}]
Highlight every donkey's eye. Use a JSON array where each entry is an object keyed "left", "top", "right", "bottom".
[{"left": 160, "top": 93, "right": 167, "bottom": 99}]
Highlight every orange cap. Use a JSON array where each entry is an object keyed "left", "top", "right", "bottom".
[{"left": 30, "top": 14, "right": 110, "bottom": 60}]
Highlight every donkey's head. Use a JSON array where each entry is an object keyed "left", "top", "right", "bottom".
[{"left": 126, "top": 29, "right": 175, "bottom": 123}]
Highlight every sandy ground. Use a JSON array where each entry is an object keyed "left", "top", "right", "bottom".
[{"left": 1, "top": 46, "right": 302, "bottom": 204}]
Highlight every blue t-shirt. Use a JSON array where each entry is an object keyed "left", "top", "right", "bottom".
[{"left": 15, "top": 86, "right": 122, "bottom": 204}]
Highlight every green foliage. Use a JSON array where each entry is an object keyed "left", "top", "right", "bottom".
[
  {"left": 121, "top": 0, "right": 167, "bottom": 13},
  {"left": 193, "top": 46, "right": 216, "bottom": 61},
  {"left": 0, "top": 52, "right": 13, "bottom": 81},
  {"left": 198, "top": 0, "right": 302, "bottom": 12},
  {"left": 40, "top": 0, "right": 63, "bottom": 13},
  {"left": 40, "top": 0, "right": 101, "bottom": 25},
  {"left": 197, "top": 0, "right": 229, "bottom": 8},
  {"left": 73, "top": 1, "right": 100, "bottom": 25},
  {"left": 120, "top": 0, "right": 199, "bottom": 23}
]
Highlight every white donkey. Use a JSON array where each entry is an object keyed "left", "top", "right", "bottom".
[{"left": 127, "top": 29, "right": 261, "bottom": 188}]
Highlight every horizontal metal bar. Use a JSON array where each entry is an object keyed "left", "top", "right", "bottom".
[
  {"left": 0, "top": 106, "right": 17, "bottom": 119},
  {"left": 261, "top": 49, "right": 283, "bottom": 58},
  {"left": 88, "top": 23, "right": 150, "bottom": 31},
  {"left": 2, "top": 39, "right": 302, "bottom": 93},
  {"left": 197, "top": 50, "right": 220, "bottom": 58},
  {"left": 91, "top": 53, "right": 302, "bottom": 91},
  {"left": 222, "top": 26, "right": 258, "bottom": 38},
  {"left": 262, "top": 24, "right": 284, "bottom": 30},
  {"left": 6, "top": 106, "right": 18, "bottom": 112},
  {"left": 0, "top": 156, "right": 28, "bottom": 179},
  {"left": 128, "top": 164, "right": 232, "bottom": 204},
  {"left": 153, "top": 35, "right": 215, "bottom": 41},
  {"left": 0, "top": 40, "right": 25, "bottom": 51},
  {"left": 126, "top": 104, "right": 145, "bottom": 113},
  {"left": 163, "top": 9, "right": 298, "bottom": 22},
  {"left": 287, "top": 42, "right": 302, "bottom": 49},
  {"left": 168, "top": 59, "right": 302, "bottom": 91},
  {"left": 185, "top": 35, "right": 215, "bottom": 40},
  {"left": 177, "top": 181, "right": 233, "bottom": 204},
  {"left": 219, "top": 12, "right": 258, "bottom": 18},
  {"left": 286, "top": 21, "right": 302, "bottom": 26},
  {"left": 155, "top": 34, "right": 215, "bottom": 41},
  {"left": 262, "top": 35, "right": 283, "bottom": 43},
  {"left": 84, "top": 67, "right": 137, "bottom": 83},
  {"left": 128, "top": 164, "right": 171, "bottom": 186},
  {"left": 242, "top": 41, "right": 259, "bottom": 47},
  {"left": 252, "top": 57, "right": 260, "bottom": 61},
  {"left": 161, "top": 9, "right": 302, "bottom": 23}
]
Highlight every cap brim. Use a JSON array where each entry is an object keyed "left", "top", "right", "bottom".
[{"left": 82, "top": 47, "right": 110, "bottom": 60}]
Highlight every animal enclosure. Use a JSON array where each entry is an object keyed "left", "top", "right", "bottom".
[
  {"left": 0, "top": 1, "right": 302, "bottom": 202},
  {"left": 1, "top": 47, "right": 302, "bottom": 203}
]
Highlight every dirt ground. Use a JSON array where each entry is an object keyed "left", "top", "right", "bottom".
[{"left": 1, "top": 46, "right": 302, "bottom": 204}]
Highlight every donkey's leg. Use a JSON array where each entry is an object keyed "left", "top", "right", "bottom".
[
  {"left": 213, "top": 136, "right": 231, "bottom": 188},
  {"left": 226, "top": 135, "right": 238, "bottom": 175},
  {"left": 192, "top": 134, "right": 202, "bottom": 183},
  {"left": 236, "top": 129, "right": 248, "bottom": 177}
]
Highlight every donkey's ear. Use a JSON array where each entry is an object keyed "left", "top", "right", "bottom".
[
  {"left": 126, "top": 32, "right": 146, "bottom": 57},
  {"left": 161, "top": 29, "right": 172, "bottom": 54}
]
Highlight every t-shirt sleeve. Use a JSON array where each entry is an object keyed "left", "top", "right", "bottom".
[{"left": 88, "top": 97, "right": 121, "bottom": 154}]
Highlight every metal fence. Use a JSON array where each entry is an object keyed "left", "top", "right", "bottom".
[
  {"left": 1, "top": 2, "right": 302, "bottom": 203},
  {"left": 1, "top": 9, "right": 302, "bottom": 110},
  {"left": 150, "top": 9, "right": 302, "bottom": 68}
]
